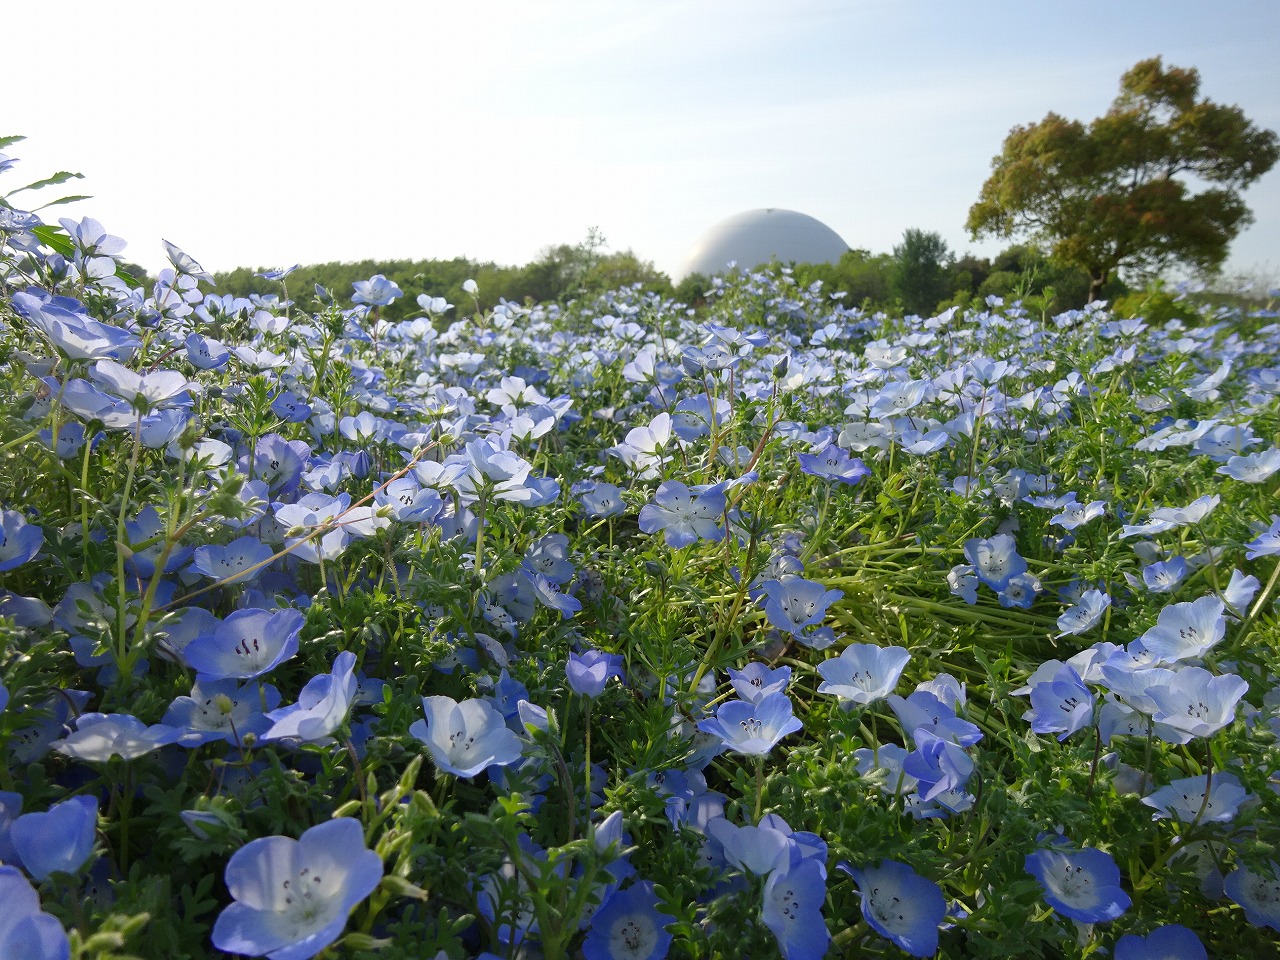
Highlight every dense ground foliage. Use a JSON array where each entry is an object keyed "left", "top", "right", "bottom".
[{"left": 2, "top": 146, "right": 1280, "bottom": 959}]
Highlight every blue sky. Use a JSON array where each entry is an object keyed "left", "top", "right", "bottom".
[{"left": 8, "top": 1, "right": 1279, "bottom": 283}]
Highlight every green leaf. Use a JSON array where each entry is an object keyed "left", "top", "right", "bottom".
[
  {"left": 0, "top": 135, "right": 26, "bottom": 150},
  {"left": 33, "top": 193, "right": 92, "bottom": 211},
  {"left": 2, "top": 169, "right": 84, "bottom": 199},
  {"left": 30, "top": 224, "right": 74, "bottom": 257}
]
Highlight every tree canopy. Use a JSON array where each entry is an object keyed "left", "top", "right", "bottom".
[{"left": 967, "top": 57, "right": 1279, "bottom": 300}]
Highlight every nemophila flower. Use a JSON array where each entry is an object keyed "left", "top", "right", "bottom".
[
  {"left": 1142, "top": 771, "right": 1249, "bottom": 823},
  {"left": 523, "top": 533, "right": 576, "bottom": 583},
  {"left": 531, "top": 572, "right": 582, "bottom": 617},
  {"left": 1057, "top": 589, "right": 1111, "bottom": 637},
  {"left": 843, "top": 860, "right": 947, "bottom": 958},
  {"left": 1025, "top": 845, "right": 1130, "bottom": 923},
  {"left": 1218, "top": 447, "right": 1280, "bottom": 483},
  {"left": 581, "top": 880, "right": 673, "bottom": 960},
  {"left": 89, "top": 358, "right": 195, "bottom": 412},
  {"left": 903, "top": 730, "right": 975, "bottom": 801},
  {"left": 0, "top": 866, "right": 70, "bottom": 960},
  {"left": 190, "top": 536, "right": 275, "bottom": 585},
  {"left": 373, "top": 478, "right": 443, "bottom": 523},
  {"left": 1114, "top": 924, "right": 1207, "bottom": 960},
  {"left": 760, "top": 577, "right": 843, "bottom": 636},
  {"left": 1224, "top": 860, "right": 1280, "bottom": 931},
  {"left": 963, "top": 534, "right": 1026, "bottom": 591},
  {"left": 762, "top": 858, "right": 830, "bottom": 960},
  {"left": 638, "top": 480, "right": 726, "bottom": 548},
  {"left": 567, "top": 649, "right": 625, "bottom": 699},
  {"left": 163, "top": 677, "right": 280, "bottom": 747},
  {"left": 888, "top": 691, "right": 983, "bottom": 747},
  {"left": 410, "top": 695, "right": 524, "bottom": 778},
  {"left": 816, "top": 643, "right": 910, "bottom": 706},
  {"left": 797, "top": 443, "right": 869, "bottom": 486},
  {"left": 696, "top": 692, "right": 803, "bottom": 756},
  {"left": 41, "top": 375, "right": 135, "bottom": 428},
  {"left": 1118, "top": 494, "right": 1220, "bottom": 539},
  {"left": 609, "top": 413, "right": 675, "bottom": 479},
  {"left": 351, "top": 273, "right": 402, "bottom": 306},
  {"left": 947, "top": 564, "right": 979, "bottom": 604},
  {"left": 53, "top": 713, "right": 181, "bottom": 763},
  {"left": 211, "top": 817, "right": 383, "bottom": 960},
  {"left": 706, "top": 817, "right": 790, "bottom": 875},
  {"left": 1137, "top": 556, "right": 1187, "bottom": 593},
  {"left": 0, "top": 508, "right": 42, "bottom": 571},
  {"left": 13, "top": 288, "right": 139, "bottom": 361},
  {"left": 854, "top": 744, "right": 918, "bottom": 796},
  {"left": 1027, "top": 665, "right": 1095, "bottom": 740},
  {"left": 729, "top": 662, "right": 792, "bottom": 703},
  {"left": 580, "top": 481, "right": 626, "bottom": 518},
  {"left": 10, "top": 796, "right": 98, "bottom": 880},
  {"left": 1137, "top": 595, "right": 1226, "bottom": 663},
  {"left": 263, "top": 651, "right": 358, "bottom": 745},
  {"left": 1146, "top": 667, "right": 1248, "bottom": 742},
  {"left": 1049, "top": 497, "right": 1107, "bottom": 530},
  {"left": 183, "top": 608, "right": 305, "bottom": 681},
  {"left": 997, "top": 570, "right": 1041, "bottom": 609},
  {"left": 1223, "top": 568, "right": 1260, "bottom": 618},
  {"left": 1245, "top": 516, "right": 1280, "bottom": 559}
]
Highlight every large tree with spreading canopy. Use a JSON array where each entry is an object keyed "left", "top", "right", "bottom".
[{"left": 967, "top": 57, "right": 1278, "bottom": 301}]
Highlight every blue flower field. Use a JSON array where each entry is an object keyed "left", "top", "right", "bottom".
[{"left": 2, "top": 141, "right": 1280, "bottom": 959}]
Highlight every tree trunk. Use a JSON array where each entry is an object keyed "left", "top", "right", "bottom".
[{"left": 1087, "top": 270, "right": 1108, "bottom": 303}]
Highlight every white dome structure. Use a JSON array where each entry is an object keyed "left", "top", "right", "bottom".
[{"left": 678, "top": 208, "right": 849, "bottom": 280}]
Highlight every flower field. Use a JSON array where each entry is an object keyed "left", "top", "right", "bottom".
[{"left": 2, "top": 143, "right": 1280, "bottom": 959}]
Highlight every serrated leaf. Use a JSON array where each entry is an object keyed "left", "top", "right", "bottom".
[{"left": 0, "top": 135, "right": 26, "bottom": 150}]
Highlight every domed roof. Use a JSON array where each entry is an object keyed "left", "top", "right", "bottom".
[{"left": 678, "top": 208, "right": 849, "bottom": 280}]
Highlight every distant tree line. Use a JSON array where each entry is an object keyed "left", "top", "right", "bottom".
[{"left": 213, "top": 229, "right": 673, "bottom": 322}]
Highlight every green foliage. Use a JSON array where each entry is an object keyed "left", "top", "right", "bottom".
[
  {"left": 967, "top": 56, "right": 1280, "bottom": 299},
  {"left": 891, "top": 228, "right": 953, "bottom": 316}
]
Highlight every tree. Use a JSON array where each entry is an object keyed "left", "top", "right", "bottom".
[
  {"left": 891, "top": 228, "right": 952, "bottom": 315},
  {"left": 967, "top": 57, "right": 1279, "bottom": 301}
]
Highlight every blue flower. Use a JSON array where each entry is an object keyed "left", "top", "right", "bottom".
[
  {"left": 1114, "top": 924, "right": 1206, "bottom": 960},
  {"left": 1141, "top": 772, "right": 1249, "bottom": 823},
  {"left": 728, "top": 662, "right": 793, "bottom": 704},
  {"left": 183, "top": 608, "right": 305, "bottom": 681},
  {"left": 581, "top": 881, "right": 673, "bottom": 960},
  {"left": 963, "top": 534, "right": 1026, "bottom": 591},
  {"left": 0, "top": 865, "right": 70, "bottom": 960},
  {"left": 10, "top": 796, "right": 98, "bottom": 881},
  {"left": 263, "top": 651, "right": 359, "bottom": 745},
  {"left": 762, "top": 858, "right": 830, "bottom": 960},
  {"left": 1137, "top": 596, "right": 1225, "bottom": 663},
  {"left": 0, "top": 508, "right": 43, "bottom": 571},
  {"left": 1225, "top": 860, "right": 1280, "bottom": 931},
  {"left": 409, "top": 695, "right": 524, "bottom": 778},
  {"left": 163, "top": 677, "right": 280, "bottom": 747},
  {"left": 638, "top": 480, "right": 726, "bottom": 549},
  {"left": 1246, "top": 516, "right": 1280, "bottom": 559},
  {"left": 1024, "top": 845, "right": 1131, "bottom": 923},
  {"left": 816, "top": 643, "right": 910, "bottom": 706},
  {"left": 350, "top": 274, "right": 402, "bottom": 306},
  {"left": 1026, "top": 665, "right": 1094, "bottom": 741},
  {"left": 760, "top": 577, "right": 843, "bottom": 636},
  {"left": 696, "top": 692, "right": 803, "bottom": 756},
  {"left": 567, "top": 649, "right": 625, "bottom": 699},
  {"left": 843, "top": 859, "right": 946, "bottom": 957},
  {"left": 1145, "top": 667, "right": 1248, "bottom": 742},
  {"left": 797, "top": 443, "right": 869, "bottom": 486},
  {"left": 211, "top": 818, "right": 383, "bottom": 960},
  {"left": 190, "top": 536, "right": 275, "bottom": 585},
  {"left": 1057, "top": 589, "right": 1110, "bottom": 637}
]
